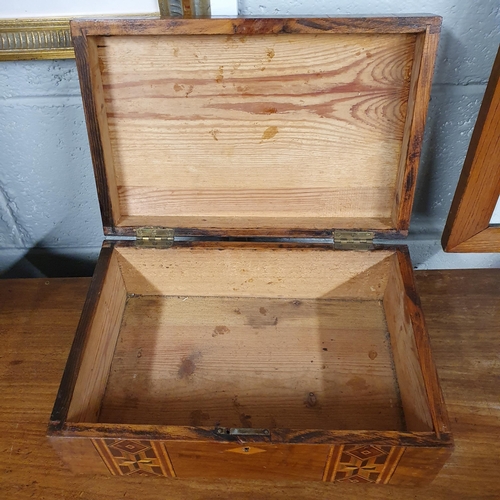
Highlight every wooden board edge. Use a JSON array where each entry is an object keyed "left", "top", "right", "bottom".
[
  {"left": 71, "top": 26, "right": 116, "bottom": 230},
  {"left": 442, "top": 46, "right": 500, "bottom": 252},
  {"left": 394, "top": 23, "right": 441, "bottom": 232},
  {"left": 48, "top": 435, "right": 111, "bottom": 475},
  {"left": 54, "top": 423, "right": 453, "bottom": 448},
  {"left": 48, "top": 242, "right": 114, "bottom": 431},
  {"left": 395, "top": 250, "right": 452, "bottom": 439},
  {"left": 443, "top": 225, "right": 500, "bottom": 252},
  {"left": 70, "top": 16, "right": 442, "bottom": 37},
  {"left": 389, "top": 446, "right": 453, "bottom": 486}
]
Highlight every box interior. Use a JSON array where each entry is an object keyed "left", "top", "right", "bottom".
[
  {"left": 91, "top": 32, "right": 419, "bottom": 232},
  {"left": 67, "top": 246, "right": 434, "bottom": 433}
]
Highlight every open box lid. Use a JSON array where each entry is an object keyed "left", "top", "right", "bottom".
[{"left": 71, "top": 16, "right": 441, "bottom": 238}]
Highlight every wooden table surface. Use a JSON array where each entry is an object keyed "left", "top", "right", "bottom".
[{"left": 0, "top": 270, "right": 499, "bottom": 499}]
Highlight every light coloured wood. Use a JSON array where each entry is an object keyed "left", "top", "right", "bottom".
[
  {"left": 165, "top": 442, "right": 330, "bottom": 480},
  {"left": 86, "top": 36, "right": 122, "bottom": 225},
  {"left": 115, "top": 246, "right": 394, "bottom": 298},
  {"left": 48, "top": 436, "right": 109, "bottom": 475},
  {"left": 117, "top": 215, "right": 395, "bottom": 231},
  {"left": 94, "top": 33, "right": 415, "bottom": 230},
  {"left": 67, "top": 252, "right": 127, "bottom": 422},
  {"left": 383, "top": 253, "right": 433, "bottom": 431},
  {"left": 442, "top": 47, "right": 500, "bottom": 252},
  {"left": 0, "top": 271, "right": 498, "bottom": 496},
  {"left": 392, "top": 29, "right": 440, "bottom": 232},
  {"left": 390, "top": 447, "right": 452, "bottom": 486},
  {"left": 99, "top": 296, "right": 404, "bottom": 430}
]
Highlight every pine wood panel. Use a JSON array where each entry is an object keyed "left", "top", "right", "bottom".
[
  {"left": 442, "top": 47, "right": 500, "bottom": 252},
  {"left": 114, "top": 246, "right": 394, "bottom": 298},
  {"left": 96, "top": 33, "right": 414, "bottom": 229},
  {"left": 66, "top": 251, "right": 127, "bottom": 422},
  {"left": 0, "top": 271, "right": 498, "bottom": 497},
  {"left": 383, "top": 253, "right": 433, "bottom": 431},
  {"left": 392, "top": 28, "right": 440, "bottom": 232},
  {"left": 99, "top": 296, "right": 403, "bottom": 431}
]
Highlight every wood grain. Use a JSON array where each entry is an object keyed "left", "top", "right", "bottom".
[
  {"left": 0, "top": 270, "right": 496, "bottom": 497},
  {"left": 392, "top": 28, "right": 440, "bottom": 232},
  {"left": 165, "top": 442, "right": 330, "bottom": 480},
  {"left": 72, "top": 32, "right": 116, "bottom": 228},
  {"left": 99, "top": 296, "right": 404, "bottom": 431},
  {"left": 66, "top": 250, "right": 127, "bottom": 422},
  {"left": 99, "top": 33, "right": 413, "bottom": 230},
  {"left": 442, "top": 46, "right": 500, "bottom": 252},
  {"left": 71, "top": 17, "right": 442, "bottom": 38},
  {"left": 114, "top": 245, "right": 394, "bottom": 298},
  {"left": 70, "top": 17, "right": 440, "bottom": 236},
  {"left": 384, "top": 253, "right": 433, "bottom": 431}
]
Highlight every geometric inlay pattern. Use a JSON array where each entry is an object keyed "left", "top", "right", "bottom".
[
  {"left": 92, "top": 439, "right": 176, "bottom": 477},
  {"left": 323, "top": 445, "right": 405, "bottom": 484},
  {"left": 335, "top": 445, "right": 392, "bottom": 483}
]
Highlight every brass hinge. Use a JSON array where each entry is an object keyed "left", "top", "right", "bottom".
[
  {"left": 333, "top": 230, "right": 374, "bottom": 250},
  {"left": 135, "top": 227, "right": 175, "bottom": 248}
]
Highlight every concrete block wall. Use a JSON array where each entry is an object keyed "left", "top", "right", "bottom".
[{"left": 1, "top": 1, "right": 500, "bottom": 276}]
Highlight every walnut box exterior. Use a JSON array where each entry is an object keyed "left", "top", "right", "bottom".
[{"left": 48, "top": 16, "right": 452, "bottom": 485}]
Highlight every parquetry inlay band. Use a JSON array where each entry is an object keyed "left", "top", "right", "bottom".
[{"left": 92, "top": 439, "right": 176, "bottom": 477}]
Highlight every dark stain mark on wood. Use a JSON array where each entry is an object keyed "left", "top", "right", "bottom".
[
  {"left": 213, "top": 325, "right": 230, "bottom": 337},
  {"left": 178, "top": 354, "right": 199, "bottom": 379},
  {"left": 266, "top": 48, "right": 275, "bottom": 61},
  {"left": 263, "top": 106, "right": 277, "bottom": 114},
  {"left": 259, "top": 307, "right": 268, "bottom": 316},
  {"left": 273, "top": 317, "right": 278, "bottom": 325},
  {"left": 305, "top": 392, "right": 317, "bottom": 408},
  {"left": 9, "top": 360, "right": 23, "bottom": 366},
  {"left": 190, "top": 409, "right": 210, "bottom": 426},
  {"left": 322, "top": 347, "right": 328, "bottom": 351},
  {"left": 234, "top": 308, "right": 241, "bottom": 315},
  {"left": 369, "top": 350, "right": 378, "bottom": 360},
  {"left": 173, "top": 83, "right": 183, "bottom": 92},
  {"left": 239, "top": 413, "right": 252, "bottom": 427}
]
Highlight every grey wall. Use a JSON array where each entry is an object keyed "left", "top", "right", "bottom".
[{"left": 1, "top": 1, "right": 500, "bottom": 277}]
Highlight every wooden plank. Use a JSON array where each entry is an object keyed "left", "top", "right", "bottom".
[
  {"left": 114, "top": 246, "right": 394, "bottom": 298},
  {"left": 383, "top": 252, "right": 433, "bottom": 431},
  {"left": 48, "top": 245, "right": 114, "bottom": 428},
  {"left": 390, "top": 447, "right": 453, "bottom": 486},
  {"left": 442, "top": 47, "right": 500, "bottom": 252},
  {"left": 0, "top": 270, "right": 498, "bottom": 497},
  {"left": 392, "top": 26, "right": 440, "bottom": 232},
  {"left": 71, "top": 17, "right": 442, "bottom": 37},
  {"left": 65, "top": 249, "right": 127, "bottom": 423},
  {"left": 72, "top": 29, "right": 118, "bottom": 229},
  {"left": 96, "top": 32, "right": 414, "bottom": 231},
  {"left": 49, "top": 436, "right": 110, "bottom": 475},
  {"left": 166, "top": 442, "right": 329, "bottom": 480},
  {"left": 99, "top": 296, "right": 404, "bottom": 431}
]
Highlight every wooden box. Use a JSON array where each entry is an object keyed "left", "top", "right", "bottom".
[{"left": 48, "top": 16, "right": 452, "bottom": 485}]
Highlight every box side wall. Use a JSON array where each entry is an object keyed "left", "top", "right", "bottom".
[{"left": 66, "top": 248, "right": 127, "bottom": 422}]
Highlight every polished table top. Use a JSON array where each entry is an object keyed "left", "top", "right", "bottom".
[{"left": 0, "top": 270, "right": 499, "bottom": 499}]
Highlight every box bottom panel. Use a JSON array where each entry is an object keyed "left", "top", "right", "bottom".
[{"left": 99, "top": 295, "right": 405, "bottom": 431}]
